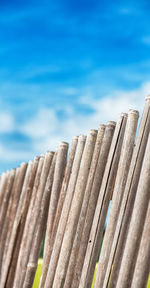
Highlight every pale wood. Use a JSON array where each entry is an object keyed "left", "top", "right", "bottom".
[
  {"left": 116, "top": 131, "right": 150, "bottom": 288},
  {"left": 40, "top": 137, "right": 78, "bottom": 288},
  {"left": 13, "top": 152, "right": 52, "bottom": 288},
  {"left": 40, "top": 135, "right": 86, "bottom": 288},
  {"left": 79, "top": 114, "right": 127, "bottom": 288},
  {"left": 74, "top": 120, "right": 119, "bottom": 288},
  {"left": 0, "top": 169, "right": 15, "bottom": 236},
  {"left": 42, "top": 142, "right": 69, "bottom": 276},
  {"left": 104, "top": 96, "right": 150, "bottom": 288},
  {"left": 0, "top": 171, "right": 10, "bottom": 272},
  {"left": 70, "top": 123, "right": 116, "bottom": 288},
  {"left": 23, "top": 152, "right": 56, "bottom": 288},
  {"left": 51, "top": 129, "right": 97, "bottom": 288},
  {"left": 0, "top": 172, "right": 8, "bottom": 210},
  {"left": 0, "top": 162, "right": 28, "bottom": 288},
  {"left": 0, "top": 167, "right": 22, "bottom": 272},
  {"left": 64, "top": 125, "right": 105, "bottom": 288},
  {"left": 131, "top": 200, "right": 150, "bottom": 288},
  {"left": 5, "top": 158, "right": 40, "bottom": 288},
  {"left": 95, "top": 109, "right": 139, "bottom": 288}
]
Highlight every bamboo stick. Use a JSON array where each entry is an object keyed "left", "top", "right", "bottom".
[
  {"left": 0, "top": 171, "right": 9, "bottom": 273},
  {"left": 22, "top": 152, "right": 56, "bottom": 288},
  {"left": 40, "top": 135, "right": 86, "bottom": 288},
  {"left": 0, "top": 172, "right": 4, "bottom": 207},
  {"left": 0, "top": 171, "right": 8, "bottom": 210},
  {"left": 13, "top": 151, "right": 53, "bottom": 288},
  {"left": 116, "top": 131, "right": 150, "bottom": 288},
  {"left": 5, "top": 158, "right": 40, "bottom": 288},
  {"left": 79, "top": 114, "right": 127, "bottom": 288},
  {"left": 95, "top": 109, "right": 139, "bottom": 288},
  {"left": 0, "top": 162, "right": 28, "bottom": 288},
  {"left": 0, "top": 170, "right": 15, "bottom": 274},
  {"left": 0, "top": 175, "right": 1, "bottom": 195},
  {"left": 0, "top": 100, "right": 148, "bottom": 288},
  {"left": 51, "top": 129, "right": 97, "bottom": 288},
  {"left": 67, "top": 123, "right": 115, "bottom": 288},
  {"left": 71, "top": 122, "right": 117, "bottom": 288},
  {"left": 105, "top": 96, "right": 150, "bottom": 288},
  {"left": 40, "top": 137, "right": 78, "bottom": 288},
  {"left": 42, "top": 142, "right": 69, "bottom": 271},
  {"left": 64, "top": 125, "right": 105, "bottom": 288},
  {"left": 0, "top": 169, "right": 15, "bottom": 237},
  {"left": 0, "top": 168, "right": 19, "bottom": 271},
  {"left": 131, "top": 200, "right": 150, "bottom": 288}
]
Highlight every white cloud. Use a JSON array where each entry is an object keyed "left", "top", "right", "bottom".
[
  {"left": 80, "top": 82, "right": 149, "bottom": 125},
  {"left": 21, "top": 108, "right": 58, "bottom": 139},
  {"left": 0, "top": 81, "right": 148, "bottom": 168},
  {"left": 0, "top": 144, "right": 32, "bottom": 162},
  {"left": 0, "top": 112, "right": 14, "bottom": 133},
  {"left": 20, "top": 81, "right": 149, "bottom": 156}
]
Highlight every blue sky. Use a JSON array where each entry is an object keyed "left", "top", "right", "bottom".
[{"left": 0, "top": 0, "right": 150, "bottom": 172}]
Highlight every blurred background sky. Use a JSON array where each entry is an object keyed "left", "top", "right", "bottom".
[{"left": 0, "top": 0, "right": 150, "bottom": 172}]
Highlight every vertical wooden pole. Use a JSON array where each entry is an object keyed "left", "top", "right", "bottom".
[
  {"left": 95, "top": 110, "right": 139, "bottom": 288},
  {"left": 40, "top": 137, "right": 78, "bottom": 288},
  {"left": 13, "top": 151, "right": 53, "bottom": 288},
  {"left": 43, "top": 142, "right": 69, "bottom": 270},
  {"left": 0, "top": 172, "right": 9, "bottom": 210},
  {"left": 40, "top": 135, "right": 86, "bottom": 288},
  {"left": 79, "top": 114, "right": 126, "bottom": 288},
  {"left": 23, "top": 152, "right": 56, "bottom": 288},
  {"left": 0, "top": 171, "right": 10, "bottom": 272},
  {"left": 0, "top": 168, "right": 19, "bottom": 271},
  {"left": 0, "top": 169, "right": 15, "bottom": 236},
  {"left": 51, "top": 129, "right": 97, "bottom": 288},
  {"left": 6, "top": 157, "right": 40, "bottom": 288},
  {"left": 116, "top": 131, "right": 150, "bottom": 288},
  {"left": 0, "top": 162, "right": 28, "bottom": 288},
  {"left": 105, "top": 96, "right": 150, "bottom": 288},
  {"left": 64, "top": 125, "right": 105, "bottom": 288},
  {"left": 131, "top": 200, "right": 150, "bottom": 288},
  {"left": 71, "top": 122, "right": 116, "bottom": 288}
]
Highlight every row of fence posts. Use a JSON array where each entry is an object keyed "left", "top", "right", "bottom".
[{"left": 0, "top": 96, "right": 150, "bottom": 288}]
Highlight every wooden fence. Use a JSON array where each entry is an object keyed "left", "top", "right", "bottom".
[{"left": 0, "top": 96, "right": 150, "bottom": 288}]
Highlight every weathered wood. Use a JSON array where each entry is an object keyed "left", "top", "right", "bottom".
[
  {"left": 40, "top": 137, "right": 78, "bottom": 288},
  {"left": 0, "top": 169, "right": 15, "bottom": 237},
  {"left": 79, "top": 114, "right": 127, "bottom": 288},
  {"left": 23, "top": 152, "right": 56, "bottom": 288},
  {"left": 5, "top": 158, "right": 40, "bottom": 288},
  {"left": 1, "top": 157, "right": 41, "bottom": 288},
  {"left": 0, "top": 168, "right": 19, "bottom": 272},
  {"left": 0, "top": 162, "right": 28, "bottom": 288},
  {"left": 41, "top": 135, "right": 86, "bottom": 288},
  {"left": 0, "top": 172, "right": 9, "bottom": 210},
  {"left": 13, "top": 151, "right": 52, "bottom": 288},
  {"left": 70, "top": 122, "right": 116, "bottom": 288},
  {"left": 74, "top": 121, "right": 118, "bottom": 288},
  {"left": 64, "top": 125, "right": 105, "bottom": 288},
  {"left": 0, "top": 98, "right": 149, "bottom": 288},
  {"left": 42, "top": 142, "right": 69, "bottom": 274},
  {"left": 51, "top": 129, "right": 97, "bottom": 288},
  {"left": 40, "top": 143, "right": 68, "bottom": 288},
  {"left": 105, "top": 96, "right": 150, "bottom": 288},
  {"left": 116, "top": 130, "right": 150, "bottom": 288},
  {"left": 131, "top": 200, "right": 150, "bottom": 288},
  {"left": 0, "top": 171, "right": 10, "bottom": 273},
  {"left": 95, "top": 109, "right": 139, "bottom": 288}
]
